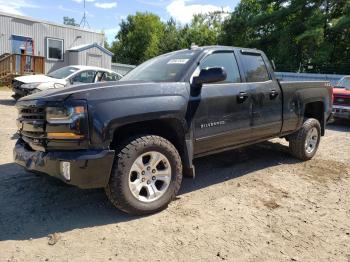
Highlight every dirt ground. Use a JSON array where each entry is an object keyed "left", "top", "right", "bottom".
[{"left": 0, "top": 90, "right": 349, "bottom": 262}]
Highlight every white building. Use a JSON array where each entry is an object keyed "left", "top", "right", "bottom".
[{"left": 0, "top": 11, "right": 112, "bottom": 79}]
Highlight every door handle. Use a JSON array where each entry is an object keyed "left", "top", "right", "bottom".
[
  {"left": 269, "top": 90, "right": 279, "bottom": 99},
  {"left": 237, "top": 92, "right": 249, "bottom": 103}
]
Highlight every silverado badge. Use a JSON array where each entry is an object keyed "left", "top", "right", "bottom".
[{"left": 200, "top": 121, "right": 226, "bottom": 129}]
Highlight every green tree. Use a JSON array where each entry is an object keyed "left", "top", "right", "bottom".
[
  {"left": 63, "top": 17, "right": 79, "bottom": 27},
  {"left": 220, "top": 0, "right": 350, "bottom": 74},
  {"left": 111, "top": 12, "right": 165, "bottom": 65},
  {"left": 220, "top": 0, "right": 262, "bottom": 47},
  {"left": 158, "top": 18, "right": 185, "bottom": 54},
  {"left": 110, "top": 12, "right": 229, "bottom": 64},
  {"left": 182, "top": 12, "right": 223, "bottom": 47}
]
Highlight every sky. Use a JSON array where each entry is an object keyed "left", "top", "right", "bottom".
[{"left": 0, "top": 0, "right": 239, "bottom": 43}]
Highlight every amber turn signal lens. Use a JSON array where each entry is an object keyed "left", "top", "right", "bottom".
[
  {"left": 74, "top": 106, "right": 85, "bottom": 114},
  {"left": 47, "top": 132, "right": 84, "bottom": 139}
]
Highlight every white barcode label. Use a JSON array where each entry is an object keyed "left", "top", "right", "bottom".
[{"left": 167, "top": 59, "right": 189, "bottom": 64}]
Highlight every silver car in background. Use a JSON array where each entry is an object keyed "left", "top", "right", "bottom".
[{"left": 12, "top": 65, "right": 123, "bottom": 100}]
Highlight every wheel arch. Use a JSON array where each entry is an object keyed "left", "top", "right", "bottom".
[
  {"left": 303, "top": 101, "right": 325, "bottom": 135},
  {"left": 109, "top": 118, "right": 194, "bottom": 173}
]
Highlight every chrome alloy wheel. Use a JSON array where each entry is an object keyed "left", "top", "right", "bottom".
[
  {"left": 305, "top": 127, "right": 319, "bottom": 154},
  {"left": 128, "top": 151, "right": 172, "bottom": 203}
]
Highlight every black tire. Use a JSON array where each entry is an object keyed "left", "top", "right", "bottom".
[
  {"left": 289, "top": 118, "right": 321, "bottom": 161},
  {"left": 105, "top": 135, "right": 183, "bottom": 215}
]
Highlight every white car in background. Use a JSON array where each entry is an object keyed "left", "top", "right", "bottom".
[{"left": 12, "top": 65, "right": 123, "bottom": 100}]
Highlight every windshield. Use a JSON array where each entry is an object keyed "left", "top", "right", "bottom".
[
  {"left": 48, "top": 66, "right": 80, "bottom": 79},
  {"left": 121, "top": 50, "right": 200, "bottom": 82},
  {"left": 335, "top": 77, "right": 350, "bottom": 89}
]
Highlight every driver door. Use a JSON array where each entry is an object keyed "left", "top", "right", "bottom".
[{"left": 191, "top": 52, "right": 253, "bottom": 155}]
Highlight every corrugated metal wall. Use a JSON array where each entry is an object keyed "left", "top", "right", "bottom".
[
  {"left": 68, "top": 52, "right": 79, "bottom": 66},
  {"left": 0, "top": 12, "right": 105, "bottom": 73},
  {"left": 111, "top": 63, "right": 136, "bottom": 75},
  {"left": 73, "top": 47, "right": 111, "bottom": 69}
]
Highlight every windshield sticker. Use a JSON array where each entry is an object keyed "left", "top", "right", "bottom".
[{"left": 167, "top": 59, "right": 189, "bottom": 64}]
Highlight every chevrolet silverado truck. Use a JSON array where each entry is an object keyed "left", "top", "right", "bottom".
[{"left": 14, "top": 46, "right": 333, "bottom": 215}]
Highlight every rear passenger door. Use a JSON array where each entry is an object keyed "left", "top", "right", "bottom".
[
  {"left": 239, "top": 52, "right": 283, "bottom": 138},
  {"left": 192, "top": 51, "right": 253, "bottom": 155}
]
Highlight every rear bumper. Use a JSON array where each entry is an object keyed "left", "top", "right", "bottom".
[
  {"left": 332, "top": 105, "right": 350, "bottom": 119},
  {"left": 14, "top": 139, "right": 115, "bottom": 189}
]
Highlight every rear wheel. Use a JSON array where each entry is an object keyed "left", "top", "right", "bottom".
[
  {"left": 105, "top": 135, "right": 182, "bottom": 215},
  {"left": 289, "top": 118, "right": 321, "bottom": 161}
]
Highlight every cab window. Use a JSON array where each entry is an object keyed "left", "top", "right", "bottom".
[
  {"left": 241, "top": 54, "right": 270, "bottom": 82},
  {"left": 199, "top": 52, "right": 241, "bottom": 83}
]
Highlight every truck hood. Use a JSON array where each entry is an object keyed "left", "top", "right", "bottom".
[
  {"left": 18, "top": 81, "right": 188, "bottom": 102},
  {"left": 15, "top": 75, "right": 66, "bottom": 85}
]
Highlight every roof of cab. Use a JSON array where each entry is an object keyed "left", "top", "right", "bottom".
[{"left": 197, "top": 45, "right": 263, "bottom": 54}]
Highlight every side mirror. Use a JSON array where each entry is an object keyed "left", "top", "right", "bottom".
[{"left": 193, "top": 67, "right": 227, "bottom": 87}]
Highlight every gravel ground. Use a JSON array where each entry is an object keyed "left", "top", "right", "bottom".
[{"left": 0, "top": 90, "right": 349, "bottom": 262}]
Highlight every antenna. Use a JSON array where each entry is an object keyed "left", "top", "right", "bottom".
[{"left": 79, "top": 0, "right": 90, "bottom": 28}]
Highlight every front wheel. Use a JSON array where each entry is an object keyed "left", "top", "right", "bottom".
[
  {"left": 289, "top": 118, "right": 321, "bottom": 161},
  {"left": 105, "top": 135, "right": 183, "bottom": 215}
]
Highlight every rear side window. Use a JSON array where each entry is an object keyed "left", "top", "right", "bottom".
[
  {"left": 72, "top": 70, "right": 97, "bottom": 84},
  {"left": 200, "top": 52, "right": 241, "bottom": 83},
  {"left": 102, "top": 72, "right": 121, "bottom": 81},
  {"left": 241, "top": 54, "right": 270, "bottom": 82}
]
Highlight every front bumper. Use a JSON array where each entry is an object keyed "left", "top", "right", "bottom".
[
  {"left": 14, "top": 139, "right": 115, "bottom": 189},
  {"left": 332, "top": 105, "right": 350, "bottom": 119},
  {"left": 12, "top": 87, "right": 30, "bottom": 98}
]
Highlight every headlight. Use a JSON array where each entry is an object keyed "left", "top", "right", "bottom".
[
  {"left": 46, "top": 106, "right": 85, "bottom": 123},
  {"left": 21, "top": 83, "right": 41, "bottom": 90},
  {"left": 46, "top": 104, "right": 88, "bottom": 140},
  {"left": 29, "top": 88, "right": 41, "bottom": 94}
]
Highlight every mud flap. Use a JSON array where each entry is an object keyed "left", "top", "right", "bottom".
[{"left": 183, "top": 139, "right": 195, "bottom": 178}]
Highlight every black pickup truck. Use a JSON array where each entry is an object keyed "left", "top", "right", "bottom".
[{"left": 14, "top": 46, "right": 333, "bottom": 215}]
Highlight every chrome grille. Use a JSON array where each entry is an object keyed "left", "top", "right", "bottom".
[
  {"left": 20, "top": 108, "right": 45, "bottom": 120},
  {"left": 333, "top": 95, "right": 350, "bottom": 106},
  {"left": 18, "top": 106, "right": 46, "bottom": 151}
]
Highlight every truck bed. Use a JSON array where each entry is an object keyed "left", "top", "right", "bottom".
[{"left": 278, "top": 80, "right": 333, "bottom": 135}]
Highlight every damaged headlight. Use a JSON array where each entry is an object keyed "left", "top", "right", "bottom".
[
  {"left": 21, "top": 83, "right": 41, "bottom": 90},
  {"left": 29, "top": 88, "right": 42, "bottom": 94}
]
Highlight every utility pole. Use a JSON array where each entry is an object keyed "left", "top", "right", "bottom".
[{"left": 79, "top": 0, "right": 90, "bottom": 28}]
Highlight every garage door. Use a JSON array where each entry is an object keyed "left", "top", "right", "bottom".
[{"left": 87, "top": 54, "right": 102, "bottom": 67}]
